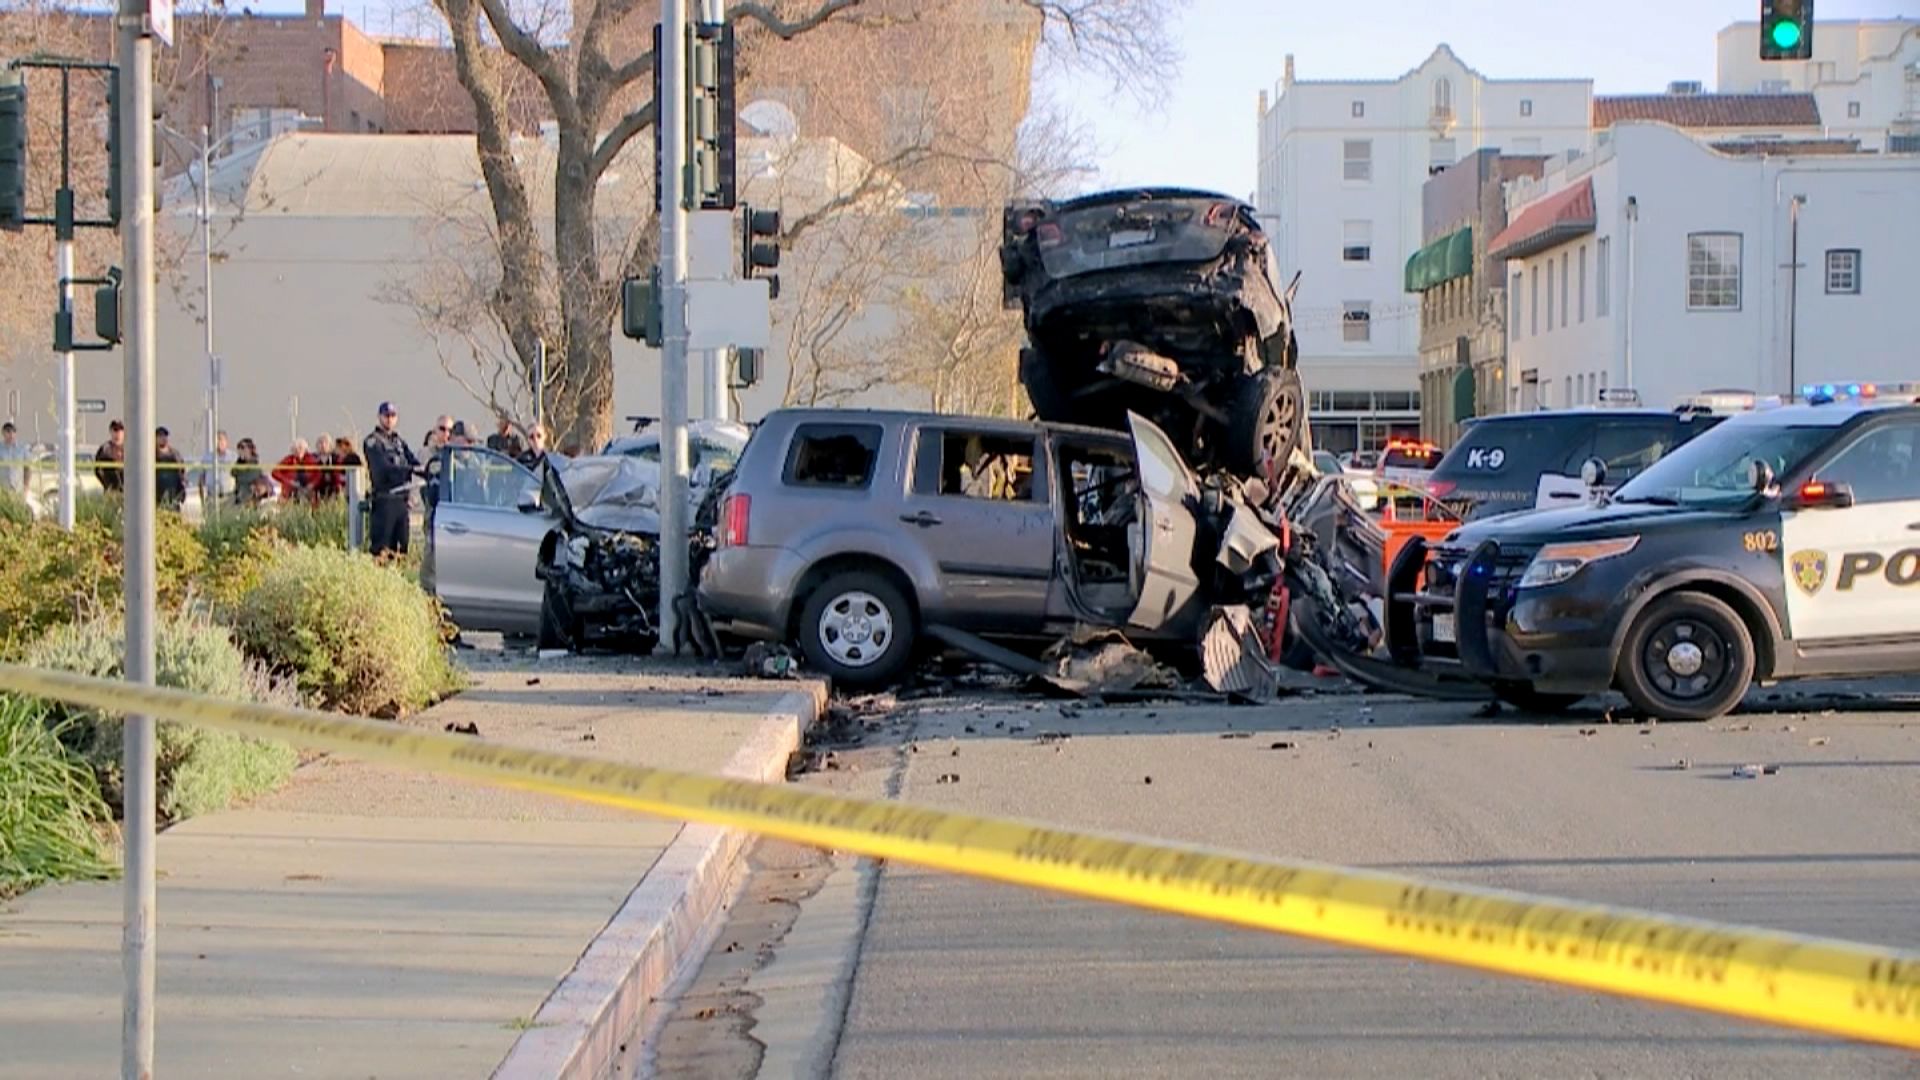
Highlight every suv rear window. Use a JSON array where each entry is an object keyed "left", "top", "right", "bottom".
[{"left": 784, "top": 424, "right": 882, "bottom": 489}]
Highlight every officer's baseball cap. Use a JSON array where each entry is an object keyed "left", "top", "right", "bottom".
[{"left": 378, "top": 401, "right": 398, "bottom": 417}]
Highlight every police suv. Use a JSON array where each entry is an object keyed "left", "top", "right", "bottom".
[{"left": 1384, "top": 394, "right": 1920, "bottom": 721}]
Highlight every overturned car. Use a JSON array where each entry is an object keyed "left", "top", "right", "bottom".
[{"left": 1002, "top": 188, "right": 1304, "bottom": 476}]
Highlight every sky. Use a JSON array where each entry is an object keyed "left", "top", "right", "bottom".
[{"left": 1041, "top": 0, "right": 1918, "bottom": 198}]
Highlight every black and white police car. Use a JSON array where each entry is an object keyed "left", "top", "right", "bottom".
[{"left": 1384, "top": 391, "right": 1920, "bottom": 720}]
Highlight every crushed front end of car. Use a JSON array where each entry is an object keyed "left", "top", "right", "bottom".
[
  {"left": 535, "top": 456, "right": 664, "bottom": 653},
  {"left": 1002, "top": 188, "right": 1304, "bottom": 477}
]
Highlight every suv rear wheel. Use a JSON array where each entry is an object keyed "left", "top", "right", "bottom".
[
  {"left": 797, "top": 570, "right": 916, "bottom": 689},
  {"left": 1617, "top": 592, "right": 1755, "bottom": 721},
  {"left": 1226, "top": 366, "right": 1305, "bottom": 474}
]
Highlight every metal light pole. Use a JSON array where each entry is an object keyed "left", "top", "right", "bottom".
[
  {"left": 1787, "top": 194, "right": 1805, "bottom": 394},
  {"left": 698, "top": 0, "right": 729, "bottom": 424},
  {"left": 200, "top": 123, "right": 219, "bottom": 515},
  {"left": 657, "top": 0, "right": 691, "bottom": 654},
  {"left": 116, "top": 0, "right": 160, "bottom": 1073},
  {"left": 55, "top": 210, "right": 77, "bottom": 529}
]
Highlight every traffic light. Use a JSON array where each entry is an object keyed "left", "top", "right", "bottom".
[
  {"left": 95, "top": 268, "right": 122, "bottom": 345},
  {"left": 105, "top": 67, "right": 120, "bottom": 227},
  {"left": 742, "top": 204, "right": 779, "bottom": 299},
  {"left": 622, "top": 266, "right": 664, "bottom": 348},
  {"left": 689, "top": 22, "right": 737, "bottom": 210},
  {"left": 0, "top": 75, "right": 26, "bottom": 233},
  {"left": 732, "top": 347, "right": 763, "bottom": 389},
  {"left": 1760, "top": 0, "right": 1813, "bottom": 61}
]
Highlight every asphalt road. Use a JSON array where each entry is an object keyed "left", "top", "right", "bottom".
[{"left": 650, "top": 684, "right": 1920, "bottom": 1079}]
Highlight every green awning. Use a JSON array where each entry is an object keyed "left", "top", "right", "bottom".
[
  {"left": 1444, "top": 227, "right": 1473, "bottom": 281},
  {"left": 1407, "top": 227, "right": 1474, "bottom": 292},
  {"left": 1452, "top": 366, "right": 1477, "bottom": 422}
]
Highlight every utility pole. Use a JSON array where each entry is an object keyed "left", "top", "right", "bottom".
[
  {"left": 201, "top": 123, "right": 218, "bottom": 517},
  {"left": 116, "top": 0, "right": 161, "bottom": 1073},
  {"left": 696, "top": 0, "right": 728, "bottom": 423},
  {"left": 657, "top": 0, "right": 690, "bottom": 654},
  {"left": 56, "top": 190, "right": 77, "bottom": 532}
]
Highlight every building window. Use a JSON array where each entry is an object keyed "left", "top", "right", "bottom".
[
  {"left": 1343, "top": 139, "right": 1372, "bottom": 182},
  {"left": 1351, "top": 100, "right": 1365, "bottom": 118},
  {"left": 1530, "top": 268, "right": 1539, "bottom": 335},
  {"left": 1596, "top": 237, "right": 1610, "bottom": 316},
  {"left": 1577, "top": 373, "right": 1585, "bottom": 404},
  {"left": 1577, "top": 244, "right": 1588, "bottom": 322},
  {"left": 1546, "top": 259, "right": 1555, "bottom": 331},
  {"left": 1433, "top": 77, "right": 1453, "bottom": 116},
  {"left": 1519, "top": 99, "right": 1533, "bottom": 117},
  {"left": 1342, "top": 302, "right": 1372, "bottom": 343},
  {"left": 1511, "top": 272, "right": 1523, "bottom": 341},
  {"left": 1686, "top": 233, "right": 1743, "bottom": 311},
  {"left": 1826, "top": 249, "right": 1861, "bottom": 294},
  {"left": 1847, "top": 101, "right": 1862, "bottom": 119},
  {"left": 1342, "top": 220, "right": 1372, "bottom": 263},
  {"left": 1560, "top": 252, "right": 1570, "bottom": 328}
]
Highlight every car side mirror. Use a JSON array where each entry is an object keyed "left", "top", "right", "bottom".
[
  {"left": 1786, "top": 480, "right": 1853, "bottom": 511},
  {"left": 517, "top": 489, "right": 541, "bottom": 514},
  {"left": 1748, "top": 459, "right": 1775, "bottom": 494},
  {"left": 1579, "top": 457, "right": 1607, "bottom": 487}
]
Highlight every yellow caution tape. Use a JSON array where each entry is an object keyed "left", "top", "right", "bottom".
[{"left": 2, "top": 663, "right": 1915, "bottom": 1050}]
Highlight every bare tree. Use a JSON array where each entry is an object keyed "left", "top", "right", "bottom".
[{"left": 404, "top": 0, "right": 1182, "bottom": 444}]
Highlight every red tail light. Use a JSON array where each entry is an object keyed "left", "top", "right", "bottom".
[
  {"left": 722, "top": 493, "right": 751, "bottom": 547},
  {"left": 1036, "top": 222, "right": 1064, "bottom": 248},
  {"left": 1423, "top": 478, "right": 1457, "bottom": 499}
]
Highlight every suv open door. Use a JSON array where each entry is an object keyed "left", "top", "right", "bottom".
[{"left": 1125, "top": 412, "right": 1203, "bottom": 631}]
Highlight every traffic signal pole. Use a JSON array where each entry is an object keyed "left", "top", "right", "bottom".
[
  {"left": 56, "top": 207, "right": 77, "bottom": 529},
  {"left": 657, "top": 0, "right": 691, "bottom": 654},
  {"left": 115, "top": 0, "right": 160, "bottom": 1074}
]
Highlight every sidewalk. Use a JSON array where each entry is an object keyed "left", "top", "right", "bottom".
[{"left": 0, "top": 654, "right": 823, "bottom": 1079}]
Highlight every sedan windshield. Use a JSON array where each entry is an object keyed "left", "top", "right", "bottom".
[{"left": 1611, "top": 423, "right": 1832, "bottom": 508}]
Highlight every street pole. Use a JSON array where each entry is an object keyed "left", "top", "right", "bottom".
[
  {"left": 657, "top": 0, "right": 690, "bottom": 654},
  {"left": 534, "top": 337, "right": 546, "bottom": 432},
  {"left": 1787, "top": 195, "right": 1804, "bottom": 395},
  {"left": 55, "top": 230, "right": 76, "bottom": 530},
  {"left": 116, "top": 0, "right": 159, "bottom": 1073},
  {"left": 201, "top": 122, "right": 218, "bottom": 518}
]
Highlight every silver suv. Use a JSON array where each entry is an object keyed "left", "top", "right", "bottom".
[{"left": 697, "top": 408, "right": 1228, "bottom": 687}]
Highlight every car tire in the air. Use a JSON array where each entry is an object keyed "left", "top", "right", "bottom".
[
  {"left": 1226, "top": 366, "right": 1306, "bottom": 475},
  {"left": 1018, "top": 346, "right": 1073, "bottom": 423},
  {"left": 1616, "top": 591, "right": 1756, "bottom": 722},
  {"left": 1490, "top": 680, "right": 1584, "bottom": 715},
  {"left": 796, "top": 570, "right": 916, "bottom": 690}
]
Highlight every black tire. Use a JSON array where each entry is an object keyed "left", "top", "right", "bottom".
[
  {"left": 1490, "top": 681, "right": 1584, "bottom": 715},
  {"left": 795, "top": 570, "right": 916, "bottom": 689},
  {"left": 1226, "top": 366, "right": 1306, "bottom": 475},
  {"left": 1616, "top": 592, "right": 1756, "bottom": 722},
  {"left": 537, "top": 578, "right": 575, "bottom": 652},
  {"left": 1018, "top": 346, "right": 1074, "bottom": 423}
]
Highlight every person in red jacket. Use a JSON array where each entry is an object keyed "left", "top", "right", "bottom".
[{"left": 273, "top": 438, "right": 318, "bottom": 502}]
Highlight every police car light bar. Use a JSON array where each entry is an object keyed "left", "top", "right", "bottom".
[{"left": 1797, "top": 381, "right": 1920, "bottom": 403}]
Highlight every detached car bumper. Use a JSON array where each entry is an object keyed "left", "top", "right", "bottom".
[{"left": 1386, "top": 538, "right": 1626, "bottom": 695}]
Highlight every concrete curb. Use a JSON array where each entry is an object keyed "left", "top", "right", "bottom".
[{"left": 494, "top": 681, "right": 828, "bottom": 1080}]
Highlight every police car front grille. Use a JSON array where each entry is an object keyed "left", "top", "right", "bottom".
[{"left": 1426, "top": 544, "right": 1539, "bottom": 606}]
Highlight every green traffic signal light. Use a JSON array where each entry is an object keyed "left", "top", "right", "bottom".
[{"left": 1770, "top": 20, "right": 1803, "bottom": 49}]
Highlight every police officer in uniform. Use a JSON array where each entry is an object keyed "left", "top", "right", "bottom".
[{"left": 363, "top": 402, "right": 421, "bottom": 557}]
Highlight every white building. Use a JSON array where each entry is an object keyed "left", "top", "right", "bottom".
[
  {"left": 1255, "top": 45, "right": 1592, "bottom": 455},
  {"left": 1497, "top": 122, "right": 1920, "bottom": 414},
  {"left": 1716, "top": 18, "right": 1920, "bottom": 152}
]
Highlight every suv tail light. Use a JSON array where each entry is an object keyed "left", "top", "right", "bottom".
[
  {"left": 1424, "top": 479, "right": 1457, "bottom": 499},
  {"left": 722, "top": 494, "right": 751, "bottom": 547}
]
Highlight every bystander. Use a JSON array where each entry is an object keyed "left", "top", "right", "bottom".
[
  {"left": 0, "top": 422, "right": 26, "bottom": 494},
  {"left": 155, "top": 427, "right": 187, "bottom": 508},
  {"left": 95, "top": 420, "right": 127, "bottom": 493}
]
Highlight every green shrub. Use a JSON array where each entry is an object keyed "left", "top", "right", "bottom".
[
  {"left": 234, "top": 545, "right": 460, "bottom": 717},
  {"left": 0, "top": 488, "right": 31, "bottom": 528},
  {"left": 196, "top": 506, "right": 273, "bottom": 564},
  {"left": 24, "top": 613, "right": 299, "bottom": 822},
  {"left": 0, "top": 696, "right": 117, "bottom": 899},
  {"left": 75, "top": 490, "right": 122, "bottom": 533},
  {"left": 0, "top": 521, "right": 120, "bottom": 659},
  {"left": 270, "top": 499, "right": 348, "bottom": 549}
]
